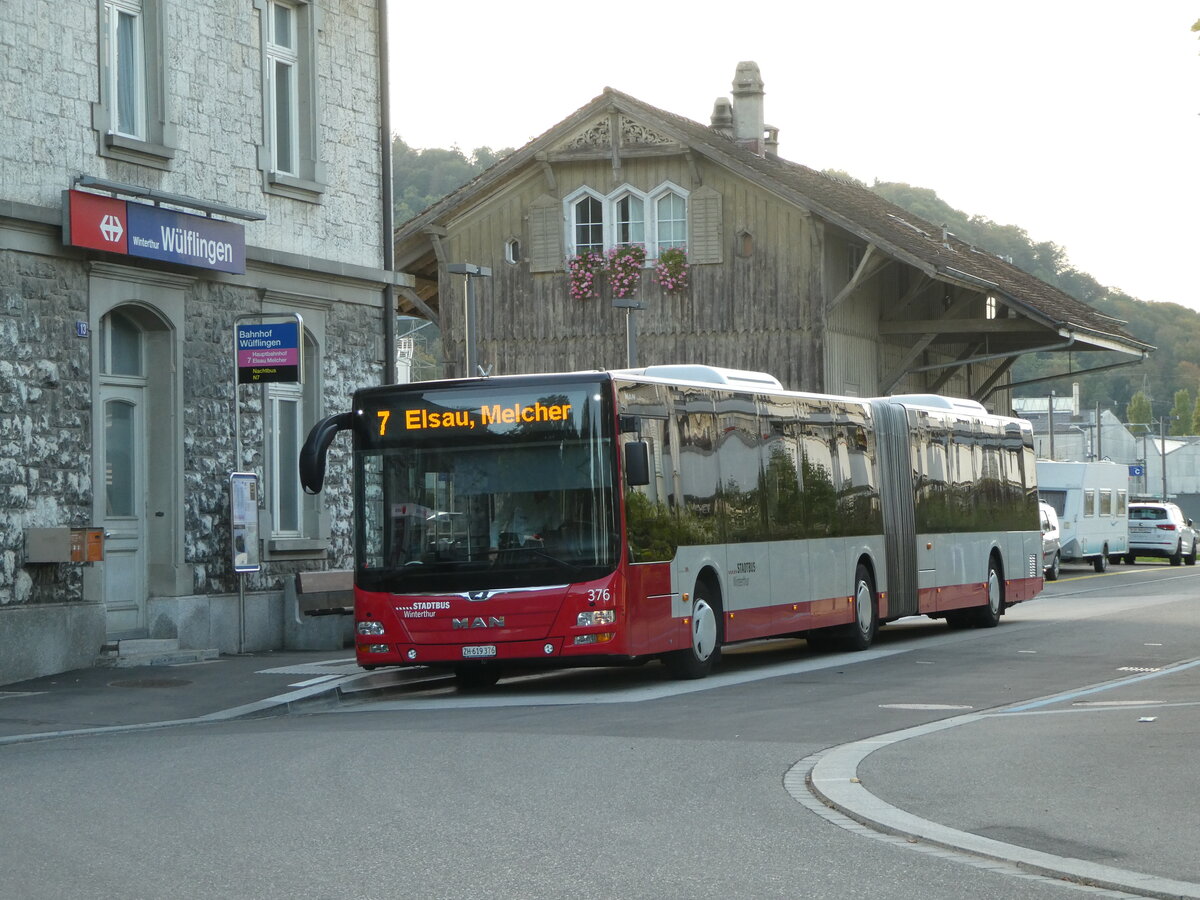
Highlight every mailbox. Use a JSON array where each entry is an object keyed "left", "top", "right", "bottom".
[{"left": 25, "top": 527, "right": 105, "bottom": 563}]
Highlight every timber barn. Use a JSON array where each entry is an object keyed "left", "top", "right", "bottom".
[{"left": 393, "top": 62, "right": 1151, "bottom": 409}]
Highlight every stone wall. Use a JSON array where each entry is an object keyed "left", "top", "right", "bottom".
[{"left": 0, "top": 248, "right": 92, "bottom": 607}]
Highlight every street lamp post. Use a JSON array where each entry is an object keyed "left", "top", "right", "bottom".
[{"left": 447, "top": 263, "right": 492, "bottom": 376}]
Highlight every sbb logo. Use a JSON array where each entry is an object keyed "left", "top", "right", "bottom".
[{"left": 99, "top": 214, "right": 124, "bottom": 243}]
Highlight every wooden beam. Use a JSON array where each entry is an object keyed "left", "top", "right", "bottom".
[
  {"left": 928, "top": 343, "right": 984, "bottom": 392},
  {"left": 830, "top": 244, "right": 889, "bottom": 310},
  {"left": 878, "top": 317, "right": 1048, "bottom": 335},
  {"left": 533, "top": 153, "right": 556, "bottom": 193},
  {"left": 398, "top": 286, "right": 439, "bottom": 328},
  {"left": 880, "top": 334, "right": 937, "bottom": 394},
  {"left": 973, "top": 357, "right": 1017, "bottom": 402}
]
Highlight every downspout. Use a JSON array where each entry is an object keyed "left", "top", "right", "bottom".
[{"left": 378, "top": 0, "right": 396, "bottom": 384}]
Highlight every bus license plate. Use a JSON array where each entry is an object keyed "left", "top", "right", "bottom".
[{"left": 462, "top": 645, "right": 496, "bottom": 658}]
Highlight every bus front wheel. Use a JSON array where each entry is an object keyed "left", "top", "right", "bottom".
[
  {"left": 665, "top": 581, "right": 722, "bottom": 679},
  {"left": 972, "top": 558, "right": 1004, "bottom": 628}
]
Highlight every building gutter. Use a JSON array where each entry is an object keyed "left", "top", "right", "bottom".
[{"left": 378, "top": 0, "right": 396, "bottom": 384}]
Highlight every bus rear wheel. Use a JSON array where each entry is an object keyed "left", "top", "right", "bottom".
[
  {"left": 665, "top": 581, "right": 722, "bottom": 679},
  {"left": 1093, "top": 548, "right": 1109, "bottom": 573},
  {"left": 844, "top": 564, "right": 878, "bottom": 651}
]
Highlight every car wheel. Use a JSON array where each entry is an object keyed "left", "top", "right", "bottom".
[
  {"left": 1170, "top": 541, "right": 1183, "bottom": 566},
  {"left": 1125, "top": 553, "right": 1137, "bottom": 565},
  {"left": 665, "top": 580, "right": 722, "bottom": 679},
  {"left": 1187, "top": 539, "right": 1197, "bottom": 566},
  {"left": 1046, "top": 553, "right": 1060, "bottom": 581}
]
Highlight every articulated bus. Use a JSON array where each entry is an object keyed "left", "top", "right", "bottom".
[{"left": 299, "top": 365, "right": 1043, "bottom": 686}]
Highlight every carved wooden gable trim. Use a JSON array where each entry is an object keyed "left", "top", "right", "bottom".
[{"left": 556, "top": 115, "right": 674, "bottom": 153}]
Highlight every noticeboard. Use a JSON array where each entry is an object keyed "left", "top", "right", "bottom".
[{"left": 230, "top": 472, "right": 261, "bottom": 573}]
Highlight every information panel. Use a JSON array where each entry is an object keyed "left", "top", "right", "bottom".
[
  {"left": 229, "top": 472, "right": 261, "bottom": 573},
  {"left": 236, "top": 322, "right": 301, "bottom": 384}
]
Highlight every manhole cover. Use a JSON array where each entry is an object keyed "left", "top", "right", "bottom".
[{"left": 108, "top": 678, "right": 192, "bottom": 689}]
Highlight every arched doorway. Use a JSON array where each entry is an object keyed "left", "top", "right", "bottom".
[{"left": 96, "top": 304, "right": 173, "bottom": 637}]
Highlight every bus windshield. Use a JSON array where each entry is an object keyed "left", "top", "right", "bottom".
[{"left": 353, "top": 380, "right": 618, "bottom": 593}]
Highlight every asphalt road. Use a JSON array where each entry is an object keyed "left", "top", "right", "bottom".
[{"left": 3, "top": 561, "right": 1197, "bottom": 899}]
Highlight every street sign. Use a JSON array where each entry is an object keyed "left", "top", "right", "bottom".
[
  {"left": 236, "top": 321, "right": 301, "bottom": 384},
  {"left": 64, "top": 189, "right": 246, "bottom": 274},
  {"left": 1129, "top": 465, "right": 1145, "bottom": 477}
]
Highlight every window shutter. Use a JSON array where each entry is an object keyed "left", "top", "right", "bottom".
[
  {"left": 688, "top": 186, "right": 722, "bottom": 264},
  {"left": 528, "top": 194, "right": 563, "bottom": 272}
]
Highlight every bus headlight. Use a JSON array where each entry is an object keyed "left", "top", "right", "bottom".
[
  {"left": 576, "top": 610, "right": 616, "bottom": 626},
  {"left": 574, "top": 633, "right": 615, "bottom": 645},
  {"left": 357, "top": 621, "right": 386, "bottom": 636}
]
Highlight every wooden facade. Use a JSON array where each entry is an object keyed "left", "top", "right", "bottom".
[{"left": 395, "top": 65, "right": 1150, "bottom": 411}]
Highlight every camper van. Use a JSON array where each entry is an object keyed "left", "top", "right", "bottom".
[{"left": 1036, "top": 461, "right": 1130, "bottom": 572}]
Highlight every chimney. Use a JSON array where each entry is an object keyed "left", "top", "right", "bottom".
[
  {"left": 710, "top": 97, "right": 734, "bottom": 137},
  {"left": 731, "top": 61, "right": 765, "bottom": 155}
]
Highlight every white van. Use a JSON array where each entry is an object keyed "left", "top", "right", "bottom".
[{"left": 1036, "top": 460, "right": 1130, "bottom": 572}]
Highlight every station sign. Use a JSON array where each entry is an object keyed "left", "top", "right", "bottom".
[
  {"left": 236, "top": 321, "right": 301, "bottom": 384},
  {"left": 63, "top": 189, "right": 245, "bottom": 274}
]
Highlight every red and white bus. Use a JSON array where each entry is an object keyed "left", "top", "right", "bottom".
[{"left": 299, "top": 365, "right": 1042, "bottom": 686}]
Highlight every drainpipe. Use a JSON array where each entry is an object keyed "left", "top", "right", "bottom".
[{"left": 378, "top": 0, "right": 396, "bottom": 384}]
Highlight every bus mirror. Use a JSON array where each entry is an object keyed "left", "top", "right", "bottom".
[
  {"left": 624, "top": 441, "right": 650, "bottom": 486},
  {"left": 299, "top": 412, "right": 354, "bottom": 494}
]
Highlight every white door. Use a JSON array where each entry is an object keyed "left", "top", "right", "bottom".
[{"left": 101, "top": 385, "right": 146, "bottom": 635}]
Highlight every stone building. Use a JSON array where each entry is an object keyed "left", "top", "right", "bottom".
[
  {"left": 394, "top": 63, "right": 1152, "bottom": 408},
  {"left": 1, "top": 0, "right": 405, "bottom": 683}
]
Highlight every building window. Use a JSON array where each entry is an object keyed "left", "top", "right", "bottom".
[
  {"left": 255, "top": 0, "right": 325, "bottom": 200},
  {"left": 266, "top": 0, "right": 299, "bottom": 176},
  {"left": 564, "top": 183, "right": 688, "bottom": 259},
  {"left": 614, "top": 194, "right": 644, "bottom": 246},
  {"left": 266, "top": 331, "right": 320, "bottom": 542},
  {"left": 268, "top": 381, "right": 304, "bottom": 535},
  {"left": 107, "top": 0, "right": 144, "bottom": 138},
  {"left": 101, "top": 310, "right": 144, "bottom": 377},
  {"left": 94, "top": 0, "right": 176, "bottom": 167},
  {"left": 573, "top": 195, "right": 604, "bottom": 254},
  {"left": 505, "top": 237, "right": 521, "bottom": 264},
  {"left": 654, "top": 190, "right": 687, "bottom": 251}
]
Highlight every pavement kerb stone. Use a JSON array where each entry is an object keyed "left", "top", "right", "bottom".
[{"left": 798, "top": 712, "right": 1200, "bottom": 900}]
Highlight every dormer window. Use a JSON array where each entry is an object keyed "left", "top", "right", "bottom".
[
  {"left": 564, "top": 183, "right": 689, "bottom": 259},
  {"left": 573, "top": 194, "right": 604, "bottom": 254}
]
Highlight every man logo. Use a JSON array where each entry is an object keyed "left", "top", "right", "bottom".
[
  {"left": 452, "top": 616, "right": 505, "bottom": 629},
  {"left": 99, "top": 214, "right": 124, "bottom": 243}
]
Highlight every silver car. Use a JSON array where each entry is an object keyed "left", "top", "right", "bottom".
[
  {"left": 1126, "top": 502, "right": 1197, "bottom": 566},
  {"left": 1040, "top": 501, "right": 1061, "bottom": 580}
]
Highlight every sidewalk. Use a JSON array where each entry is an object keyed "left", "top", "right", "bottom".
[
  {"left": 807, "top": 659, "right": 1200, "bottom": 898},
  {"left": 0, "top": 650, "right": 361, "bottom": 744}
]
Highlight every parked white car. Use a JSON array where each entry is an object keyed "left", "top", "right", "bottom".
[
  {"left": 1039, "top": 501, "right": 1061, "bottom": 581},
  {"left": 1126, "top": 502, "right": 1197, "bottom": 566}
]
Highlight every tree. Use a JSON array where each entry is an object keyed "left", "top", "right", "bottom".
[
  {"left": 1126, "top": 391, "right": 1152, "bottom": 426},
  {"left": 1190, "top": 391, "right": 1200, "bottom": 435},
  {"left": 1169, "top": 388, "right": 1192, "bottom": 435}
]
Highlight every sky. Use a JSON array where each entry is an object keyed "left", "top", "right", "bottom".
[{"left": 388, "top": 1, "right": 1200, "bottom": 311}]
